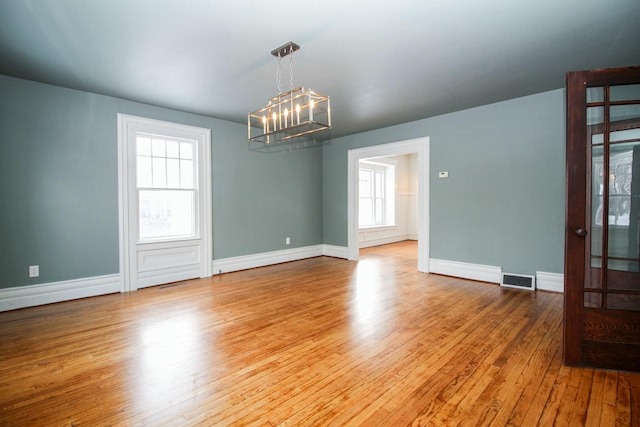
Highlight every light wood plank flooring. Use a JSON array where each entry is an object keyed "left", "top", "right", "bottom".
[{"left": 1, "top": 241, "right": 638, "bottom": 426}]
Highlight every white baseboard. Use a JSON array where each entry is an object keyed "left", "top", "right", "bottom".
[
  {"left": 429, "top": 258, "right": 502, "bottom": 284},
  {"left": 322, "top": 244, "right": 349, "bottom": 259},
  {"left": 0, "top": 255, "right": 561, "bottom": 313},
  {"left": 359, "top": 235, "right": 412, "bottom": 249},
  {"left": 536, "top": 271, "right": 564, "bottom": 293},
  {"left": 212, "top": 245, "right": 325, "bottom": 275},
  {"left": 0, "top": 274, "right": 121, "bottom": 312}
]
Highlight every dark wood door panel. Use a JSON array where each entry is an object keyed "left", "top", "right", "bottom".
[
  {"left": 582, "top": 341, "right": 640, "bottom": 371},
  {"left": 564, "top": 65, "right": 640, "bottom": 371},
  {"left": 583, "top": 309, "right": 640, "bottom": 343}
]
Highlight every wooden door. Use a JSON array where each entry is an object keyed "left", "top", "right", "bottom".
[{"left": 565, "top": 66, "right": 640, "bottom": 371}]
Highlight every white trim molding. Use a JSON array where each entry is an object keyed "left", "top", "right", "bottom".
[
  {"left": 348, "top": 137, "right": 430, "bottom": 273},
  {"left": 536, "top": 271, "right": 564, "bottom": 293},
  {"left": 213, "top": 245, "right": 324, "bottom": 275},
  {"left": 429, "top": 258, "right": 502, "bottom": 284},
  {"left": 117, "top": 114, "right": 212, "bottom": 292},
  {"left": 359, "top": 235, "right": 414, "bottom": 249},
  {"left": 0, "top": 274, "right": 120, "bottom": 312},
  {"left": 322, "top": 245, "right": 349, "bottom": 259}
]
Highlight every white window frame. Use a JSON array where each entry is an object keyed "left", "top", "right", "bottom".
[
  {"left": 117, "top": 114, "right": 212, "bottom": 292},
  {"left": 358, "top": 159, "right": 396, "bottom": 229},
  {"left": 135, "top": 133, "right": 199, "bottom": 242}
]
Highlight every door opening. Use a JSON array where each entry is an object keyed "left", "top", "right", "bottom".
[{"left": 347, "top": 137, "right": 429, "bottom": 272}]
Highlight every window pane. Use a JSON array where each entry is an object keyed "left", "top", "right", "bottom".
[
  {"left": 611, "top": 128, "right": 640, "bottom": 143},
  {"left": 166, "top": 158, "right": 180, "bottom": 188},
  {"left": 359, "top": 170, "right": 371, "bottom": 197},
  {"left": 359, "top": 198, "right": 373, "bottom": 227},
  {"left": 180, "top": 159, "right": 194, "bottom": 189},
  {"left": 137, "top": 156, "right": 152, "bottom": 188},
  {"left": 375, "top": 198, "right": 384, "bottom": 224},
  {"left": 591, "top": 146, "right": 603, "bottom": 259},
  {"left": 139, "top": 190, "right": 195, "bottom": 240},
  {"left": 610, "top": 84, "right": 640, "bottom": 102},
  {"left": 375, "top": 171, "right": 383, "bottom": 197},
  {"left": 166, "top": 140, "right": 180, "bottom": 158},
  {"left": 608, "top": 142, "right": 638, "bottom": 261},
  {"left": 592, "top": 133, "right": 604, "bottom": 145},
  {"left": 152, "top": 138, "right": 166, "bottom": 157},
  {"left": 152, "top": 157, "right": 166, "bottom": 188},
  {"left": 137, "top": 137, "right": 151, "bottom": 156},
  {"left": 584, "top": 292, "right": 602, "bottom": 308},
  {"left": 608, "top": 266, "right": 640, "bottom": 291},
  {"left": 181, "top": 142, "right": 193, "bottom": 160},
  {"left": 587, "top": 87, "right": 603, "bottom": 103},
  {"left": 607, "top": 294, "right": 640, "bottom": 311},
  {"left": 611, "top": 105, "right": 640, "bottom": 123},
  {"left": 587, "top": 106, "right": 604, "bottom": 126}
]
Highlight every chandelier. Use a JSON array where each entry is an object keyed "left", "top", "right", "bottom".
[{"left": 248, "top": 42, "right": 331, "bottom": 148}]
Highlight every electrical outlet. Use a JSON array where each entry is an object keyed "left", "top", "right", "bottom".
[
  {"left": 285, "top": 237, "right": 290, "bottom": 245},
  {"left": 29, "top": 265, "right": 39, "bottom": 278}
]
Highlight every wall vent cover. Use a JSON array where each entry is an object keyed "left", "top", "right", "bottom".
[{"left": 501, "top": 273, "right": 536, "bottom": 291}]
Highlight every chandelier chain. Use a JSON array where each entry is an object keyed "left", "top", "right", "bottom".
[
  {"left": 289, "top": 46, "right": 294, "bottom": 91},
  {"left": 276, "top": 53, "right": 282, "bottom": 94}
]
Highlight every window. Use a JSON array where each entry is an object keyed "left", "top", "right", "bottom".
[
  {"left": 359, "top": 160, "right": 395, "bottom": 228},
  {"left": 136, "top": 134, "right": 197, "bottom": 240}
]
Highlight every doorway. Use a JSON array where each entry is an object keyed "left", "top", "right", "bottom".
[
  {"left": 117, "top": 114, "right": 212, "bottom": 292},
  {"left": 347, "top": 137, "right": 429, "bottom": 272},
  {"left": 357, "top": 154, "right": 418, "bottom": 249},
  {"left": 564, "top": 66, "right": 640, "bottom": 371}
]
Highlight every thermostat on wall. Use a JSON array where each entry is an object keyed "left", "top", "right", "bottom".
[{"left": 438, "top": 171, "right": 449, "bottom": 178}]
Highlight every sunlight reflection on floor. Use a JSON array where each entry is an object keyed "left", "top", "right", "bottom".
[
  {"left": 350, "top": 258, "right": 396, "bottom": 343},
  {"left": 132, "top": 313, "right": 207, "bottom": 412}
]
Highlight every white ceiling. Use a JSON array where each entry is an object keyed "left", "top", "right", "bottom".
[{"left": 1, "top": 0, "right": 639, "bottom": 138}]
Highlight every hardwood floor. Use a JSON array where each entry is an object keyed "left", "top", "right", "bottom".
[{"left": 0, "top": 241, "right": 638, "bottom": 426}]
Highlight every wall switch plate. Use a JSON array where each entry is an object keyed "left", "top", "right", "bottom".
[
  {"left": 285, "top": 237, "right": 290, "bottom": 245},
  {"left": 438, "top": 171, "right": 449, "bottom": 178},
  {"left": 29, "top": 265, "right": 39, "bottom": 277}
]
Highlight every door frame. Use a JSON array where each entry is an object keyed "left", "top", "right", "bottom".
[
  {"left": 347, "top": 137, "right": 430, "bottom": 272},
  {"left": 117, "top": 114, "right": 212, "bottom": 292}
]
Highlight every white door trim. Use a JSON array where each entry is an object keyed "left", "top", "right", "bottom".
[
  {"left": 347, "top": 137, "right": 430, "bottom": 272},
  {"left": 117, "top": 114, "right": 212, "bottom": 292}
]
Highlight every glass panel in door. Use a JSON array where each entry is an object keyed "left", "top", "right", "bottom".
[{"left": 588, "top": 85, "right": 640, "bottom": 311}]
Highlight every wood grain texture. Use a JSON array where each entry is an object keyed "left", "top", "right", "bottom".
[{"left": 1, "top": 241, "right": 638, "bottom": 426}]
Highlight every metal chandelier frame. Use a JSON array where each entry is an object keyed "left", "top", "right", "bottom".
[{"left": 248, "top": 42, "right": 331, "bottom": 147}]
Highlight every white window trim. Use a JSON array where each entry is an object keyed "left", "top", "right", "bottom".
[{"left": 117, "top": 114, "right": 212, "bottom": 292}]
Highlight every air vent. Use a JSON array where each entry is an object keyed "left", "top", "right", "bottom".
[{"left": 501, "top": 273, "right": 535, "bottom": 291}]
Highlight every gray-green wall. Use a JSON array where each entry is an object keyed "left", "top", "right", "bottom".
[
  {"left": 1, "top": 74, "right": 566, "bottom": 290},
  {"left": 323, "top": 89, "right": 566, "bottom": 276},
  {"left": 0, "top": 75, "right": 323, "bottom": 289}
]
